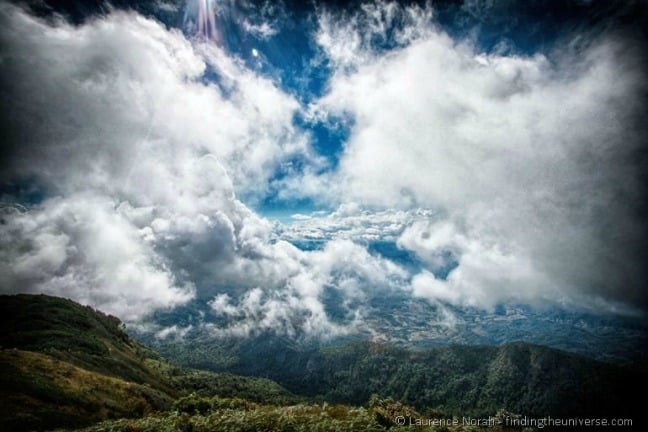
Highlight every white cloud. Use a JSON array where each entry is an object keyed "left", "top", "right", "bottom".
[
  {"left": 0, "top": 196, "right": 194, "bottom": 321},
  {"left": 315, "top": 1, "right": 433, "bottom": 73},
  {"left": 0, "top": 4, "right": 308, "bottom": 202},
  {"left": 0, "top": 4, "right": 411, "bottom": 333},
  {"left": 153, "top": 1, "right": 180, "bottom": 13},
  {"left": 311, "top": 2, "right": 648, "bottom": 310},
  {"left": 0, "top": 0, "right": 645, "bottom": 342},
  {"left": 281, "top": 205, "right": 436, "bottom": 243},
  {"left": 411, "top": 271, "right": 461, "bottom": 304},
  {"left": 242, "top": 20, "right": 278, "bottom": 39},
  {"left": 202, "top": 237, "right": 409, "bottom": 339},
  {"left": 0, "top": 4, "right": 312, "bottom": 322},
  {"left": 155, "top": 324, "right": 193, "bottom": 340}
]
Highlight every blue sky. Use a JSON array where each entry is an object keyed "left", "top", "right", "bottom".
[
  {"left": 0, "top": 0, "right": 647, "bottom": 351},
  {"left": 176, "top": 0, "right": 646, "bottom": 219}
]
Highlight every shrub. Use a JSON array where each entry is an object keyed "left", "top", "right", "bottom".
[{"left": 173, "top": 394, "right": 212, "bottom": 415}]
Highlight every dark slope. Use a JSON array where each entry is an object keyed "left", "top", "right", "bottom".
[
  {"left": 0, "top": 293, "right": 174, "bottom": 393},
  {"left": 157, "top": 335, "right": 646, "bottom": 420},
  {"left": 0, "top": 294, "right": 177, "bottom": 431},
  {"left": 0, "top": 294, "right": 298, "bottom": 431}
]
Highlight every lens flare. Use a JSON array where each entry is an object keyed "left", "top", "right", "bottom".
[{"left": 184, "top": 0, "right": 220, "bottom": 41}]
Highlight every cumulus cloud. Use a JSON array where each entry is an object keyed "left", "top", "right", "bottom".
[
  {"left": 311, "top": 1, "right": 648, "bottom": 311},
  {"left": 0, "top": 4, "right": 311, "bottom": 322},
  {"left": 0, "top": 4, "right": 307, "bottom": 200},
  {"left": 0, "top": 196, "right": 195, "bottom": 321},
  {"left": 0, "top": 4, "right": 410, "bottom": 333},
  {"left": 203, "top": 237, "right": 408, "bottom": 339},
  {"left": 0, "top": 0, "right": 646, "bottom": 343}
]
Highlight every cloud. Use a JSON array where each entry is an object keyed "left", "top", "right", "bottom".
[
  {"left": 315, "top": 1, "right": 433, "bottom": 73},
  {"left": 154, "top": 324, "right": 193, "bottom": 340},
  {"left": 202, "top": 237, "right": 409, "bottom": 339},
  {"left": 281, "top": 204, "right": 436, "bottom": 243},
  {"left": 242, "top": 19, "right": 278, "bottom": 40},
  {"left": 311, "top": 2, "right": 648, "bottom": 311},
  {"left": 402, "top": 218, "right": 557, "bottom": 308},
  {"left": 0, "top": 4, "right": 308, "bottom": 201},
  {"left": 0, "top": 4, "right": 410, "bottom": 334},
  {"left": 0, "top": 4, "right": 310, "bottom": 322},
  {"left": 0, "top": 0, "right": 646, "bottom": 343},
  {"left": 0, "top": 195, "right": 195, "bottom": 321}
]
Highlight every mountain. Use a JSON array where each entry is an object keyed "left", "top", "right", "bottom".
[
  {"left": 144, "top": 295, "right": 648, "bottom": 365},
  {"left": 0, "top": 294, "right": 298, "bottom": 431},
  {"left": 0, "top": 294, "right": 175, "bottom": 390},
  {"left": 153, "top": 333, "right": 647, "bottom": 420},
  {"left": 0, "top": 294, "right": 439, "bottom": 432},
  {"left": 1, "top": 293, "right": 645, "bottom": 431}
]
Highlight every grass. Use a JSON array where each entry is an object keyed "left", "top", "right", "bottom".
[
  {"left": 0, "top": 294, "right": 306, "bottom": 431},
  {"left": 69, "top": 396, "right": 509, "bottom": 432},
  {"left": 0, "top": 349, "right": 173, "bottom": 432}
]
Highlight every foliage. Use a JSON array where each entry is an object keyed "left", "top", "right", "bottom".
[
  {"left": 0, "top": 294, "right": 173, "bottom": 394},
  {"left": 0, "top": 349, "right": 172, "bottom": 432},
  {"left": 1, "top": 294, "right": 645, "bottom": 431},
  {"left": 368, "top": 395, "right": 421, "bottom": 428},
  {"left": 154, "top": 335, "right": 646, "bottom": 419},
  {"left": 73, "top": 396, "right": 495, "bottom": 432},
  {"left": 0, "top": 294, "right": 301, "bottom": 431},
  {"left": 168, "top": 368, "right": 302, "bottom": 405}
]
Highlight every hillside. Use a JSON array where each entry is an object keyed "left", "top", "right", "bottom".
[
  {"left": 1, "top": 293, "right": 644, "bottom": 431},
  {"left": 154, "top": 333, "right": 646, "bottom": 420},
  {"left": 0, "top": 294, "right": 299, "bottom": 431},
  {"left": 0, "top": 294, "right": 174, "bottom": 393},
  {"left": 0, "top": 349, "right": 172, "bottom": 431}
]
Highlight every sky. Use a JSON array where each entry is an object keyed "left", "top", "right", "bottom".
[{"left": 1, "top": 0, "right": 647, "bottom": 344}]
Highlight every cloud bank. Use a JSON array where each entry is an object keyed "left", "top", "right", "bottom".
[
  {"left": 306, "top": 1, "right": 648, "bottom": 311},
  {"left": 0, "top": 4, "right": 405, "bottom": 334},
  {"left": 0, "top": 1, "right": 646, "bottom": 340}
]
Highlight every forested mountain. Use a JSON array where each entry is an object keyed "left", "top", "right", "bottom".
[
  {"left": 1, "top": 294, "right": 644, "bottom": 431},
  {"left": 155, "top": 333, "right": 645, "bottom": 419},
  {"left": 0, "top": 294, "right": 298, "bottom": 431}
]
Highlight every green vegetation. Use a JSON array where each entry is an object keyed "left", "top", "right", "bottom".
[
  {"left": 0, "top": 294, "right": 299, "bottom": 431},
  {"left": 72, "top": 395, "right": 517, "bottom": 432},
  {"left": 0, "top": 349, "right": 172, "bottom": 431},
  {"left": 0, "top": 294, "right": 172, "bottom": 393},
  {"left": 168, "top": 368, "right": 302, "bottom": 405},
  {"left": 305, "top": 342, "right": 641, "bottom": 418},
  {"left": 74, "top": 401, "right": 402, "bottom": 432},
  {"left": 0, "top": 294, "right": 644, "bottom": 431},
  {"left": 155, "top": 335, "right": 645, "bottom": 419}
]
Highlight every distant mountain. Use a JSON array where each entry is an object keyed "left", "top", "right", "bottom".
[
  {"left": 144, "top": 295, "right": 648, "bottom": 364},
  {"left": 1, "top": 294, "right": 645, "bottom": 431},
  {"left": 154, "top": 333, "right": 646, "bottom": 420}
]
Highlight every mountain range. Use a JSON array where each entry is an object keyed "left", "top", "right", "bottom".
[{"left": 1, "top": 294, "right": 645, "bottom": 431}]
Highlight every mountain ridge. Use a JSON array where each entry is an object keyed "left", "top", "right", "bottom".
[
  {"left": 151, "top": 330, "right": 646, "bottom": 419},
  {"left": 1, "top": 293, "right": 645, "bottom": 431},
  {"left": 0, "top": 294, "right": 300, "bottom": 431}
]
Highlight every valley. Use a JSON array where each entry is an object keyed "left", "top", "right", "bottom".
[{"left": 1, "top": 294, "right": 645, "bottom": 431}]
